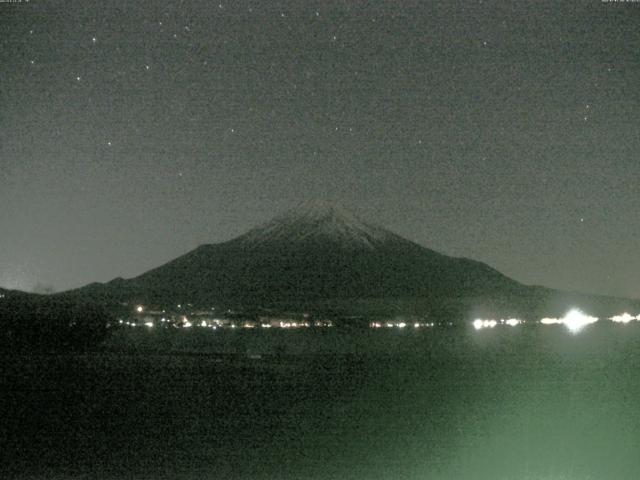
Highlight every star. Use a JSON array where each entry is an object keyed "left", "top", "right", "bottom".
[
  {"left": 145, "top": 65, "right": 150, "bottom": 70},
  {"left": 92, "top": 37, "right": 97, "bottom": 43},
  {"left": 30, "top": 60, "right": 35, "bottom": 65},
  {"left": 76, "top": 76, "right": 81, "bottom": 81},
  {"left": 107, "top": 141, "right": 112, "bottom": 146}
]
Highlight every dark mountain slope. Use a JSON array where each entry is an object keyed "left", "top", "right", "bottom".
[
  {"left": 64, "top": 202, "right": 524, "bottom": 306},
  {"left": 60, "top": 202, "right": 639, "bottom": 318}
]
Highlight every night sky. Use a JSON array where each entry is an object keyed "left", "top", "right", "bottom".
[{"left": 1, "top": 0, "right": 639, "bottom": 298}]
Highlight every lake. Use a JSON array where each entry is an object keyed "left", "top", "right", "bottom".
[{"left": 2, "top": 324, "right": 640, "bottom": 479}]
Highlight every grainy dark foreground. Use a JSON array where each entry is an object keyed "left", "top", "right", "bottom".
[{"left": 2, "top": 326, "right": 640, "bottom": 480}]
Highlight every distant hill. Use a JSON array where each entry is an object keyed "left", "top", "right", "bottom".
[
  {"left": 0, "top": 287, "right": 39, "bottom": 301},
  {"left": 0, "top": 288, "right": 110, "bottom": 351},
  {"left": 59, "top": 202, "right": 640, "bottom": 320}
]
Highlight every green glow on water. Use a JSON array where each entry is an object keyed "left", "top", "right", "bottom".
[{"left": 3, "top": 324, "right": 640, "bottom": 479}]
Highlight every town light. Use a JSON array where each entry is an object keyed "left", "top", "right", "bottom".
[
  {"left": 610, "top": 313, "right": 636, "bottom": 324},
  {"left": 540, "top": 317, "right": 562, "bottom": 325},
  {"left": 562, "top": 309, "right": 598, "bottom": 333},
  {"left": 472, "top": 319, "right": 498, "bottom": 330}
]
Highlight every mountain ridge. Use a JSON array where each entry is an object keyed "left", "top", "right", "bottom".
[{"left": 58, "top": 202, "right": 640, "bottom": 319}]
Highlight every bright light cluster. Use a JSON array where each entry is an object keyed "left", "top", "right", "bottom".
[
  {"left": 120, "top": 306, "right": 640, "bottom": 333},
  {"left": 540, "top": 317, "right": 562, "bottom": 325},
  {"left": 473, "top": 318, "right": 522, "bottom": 330},
  {"left": 278, "top": 321, "right": 310, "bottom": 328},
  {"left": 473, "top": 310, "right": 601, "bottom": 333},
  {"left": 370, "top": 321, "right": 434, "bottom": 329},
  {"left": 473, "top": 319, "right": 498, "bottom": 330},
  {"left": 610, "top": 313, "right": 640, "bottom": 324},
  {"left": 562, "top": 309, "right": 598, "bottom": 333},
  {"left": 539, "top": 309, "right": 598, "bottom": 333}
]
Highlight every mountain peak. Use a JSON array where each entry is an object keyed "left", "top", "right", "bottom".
[
  {"left": 234, "top": 201, "right": 400, "bottom": 250},
  {"left": 275, "top": 201, "right": 362, "bottom": 224}
]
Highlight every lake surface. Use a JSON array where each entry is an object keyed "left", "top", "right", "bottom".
[{"left": 2, "top": 324, "right": 640, "bottom": 479}]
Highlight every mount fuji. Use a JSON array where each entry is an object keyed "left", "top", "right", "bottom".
[{"left": 63, "top": 202, "right": 639, "bottom": 319}]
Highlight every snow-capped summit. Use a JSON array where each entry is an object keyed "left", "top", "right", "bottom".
[{"left": 235, "top": 201, "right": 401, "bottom": 250}]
